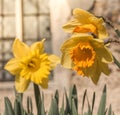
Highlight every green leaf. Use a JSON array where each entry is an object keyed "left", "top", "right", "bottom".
[
  {"left": 14, "top": 93, "right": 27, "bottom": 115},
  {"left": 84, "top": 112, "right": 88, "bottom": 115},
  {"left": 97, "top": 85, "right": 107, "bottom": 115},
  {"left": 91, "top": 92, "right": 95, "bottom": 114},
  {"left": 71, "top": 99, "right": 78, "bottom": 115},
  {"left": 41, "top": 92, "right": 46, "bottom": 115},
  {"left": 82, "top": 89, "right": 87, "bottom": 115},
  {"left": 64, "top": 88, "right": 71, "bottom": 114},
  {"left": 27, "top": 96, "right": 33, "bottom": 115},
  {"left": 70, "top": 85, "right": 78, "bottom": 110},
  {"left": 14, "top": 99, "right": 21, "bottom": 115},
  {"left": 48, "top": 98, "right": 59, "bottom": 115},
  {"left": 86, "top": 94, "right": 92, "bottom": 115},
  {"left": 54, "top": 90, "right": 59, "bottom": 106},
  {"left": 108, "top": 104, "right": 112, "bottom": 115},
  {"left": 60, "top": 95, "right": 65, "bottom": 115},
  {"left": 4, "top": 97, "right": 14, "bottom": 115}
]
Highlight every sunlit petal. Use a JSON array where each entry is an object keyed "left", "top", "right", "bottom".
[
  {"left": 63, "top": 19, "right": 81, "bottom": 33},
  {"left": 61, "top": 52, "right": 73, "bottom": 68},
  {"left": 15, "top": 75, "right": 30, "bottom": 93},
  {"left": 4, "top": 58, "right": 21, "bottom": 75},
  {"left": 48, "top": 55, "right": 60, "bottom": 69},
  {"left": 73, "top": 8, "right": 93, "bottom": 24},
  {"left": 30, "top": 39, "right": 45, "bottom": 53},
  {"left": 12, "top": 38, "right": 30, "bottom": 58}
]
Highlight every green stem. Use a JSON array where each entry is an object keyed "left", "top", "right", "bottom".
[
  {"left": 33, "top": 83, "right": 41, "bottom": 115},
  {"left": 113, "top": 55, "right": 120, "bottom": 68}
]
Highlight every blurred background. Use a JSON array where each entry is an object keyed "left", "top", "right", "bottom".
[{"left": 0, "top": 0, "right": 120, "bottom": 114}]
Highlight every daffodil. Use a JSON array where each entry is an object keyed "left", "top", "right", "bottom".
[
  {"left": 4, "top": 38, "right": 60, "bottom": 92},
  {"left": 61, "top": 34, "right": 113, "bottom": 84},
  {"left": 63, "top": 8, "right": 108, "bottom": 39}
]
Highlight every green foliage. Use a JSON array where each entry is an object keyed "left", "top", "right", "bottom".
[
  {"left": 82, "top": 85, "right": 114, "bottom": 115},
  {"left": 3, "top": 84, "right": 114, "bottom": 115},
  {"left": 4, "top": 97, "right": 14, "bottom": 115}
]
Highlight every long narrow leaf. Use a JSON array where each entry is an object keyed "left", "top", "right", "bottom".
[
  {"left": 71, "top": 99, "right": 78, "bottom": 115},
  {"left": 41, "top": 92, "right": 46, "bottom": 115},
  {"left": 54, "top": 90, "right": 59, "bottom": 106},
  {"left": 71, "top": 85, "right": 78, "bottom": 110},
  {"left": 108, "top": 104, "right": 112, "bottom": 115},
  {"left": 4, "top": 97, "right": 14, "bottom": 115},
  {"left": 82, "top": 89, "right": 87, "bottom": 115},
  {"left": 64, "top": 88, "right": 71, "bottom": 114},
  {"left": 91, "top": 92, "right": 95, "bottom": 114},
  {"left": 14, "top": 99, "right": 21, "bottom": 115},
  {"left": 27, "top": 96, "right": 33, "bottom": 115},
  {"left": 97, "top": 85, "right": 107, "bottom": 115},
  {"left": 60, "top": 94, "right": 65, "bottom": 115},
  {"left": 48, "top": 98, "right": 59, "bottom": 115},
  {"left": 86, "top": 94, "right": 92, "bottom": 115}
]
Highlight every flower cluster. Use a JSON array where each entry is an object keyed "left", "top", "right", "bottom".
[
  {"left": 4, "top": 8, "right": 114, "bottom": 93},
  {"left": 61, "top": 8, "right": 113, "bottom": 84}
]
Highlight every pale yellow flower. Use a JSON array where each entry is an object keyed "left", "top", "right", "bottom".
[
  {"left": 61, "top": 34, "right": 113, "bottom": 84},
  {"left": 4, "top": 38, "right": 60, "bottom": 92},
  {"left": 63, "top": 8, "right": 108, "bottom": 39}
]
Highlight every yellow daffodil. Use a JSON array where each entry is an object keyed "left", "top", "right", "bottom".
[
  {"left": 61, "top": 34, "right": 113, "bottom": 84},
  {"left": 4, "top": 38, "right": 60, "bottom": 93},
  {"left": 63, "top": 8, "right": 108, "bottom": 39}
]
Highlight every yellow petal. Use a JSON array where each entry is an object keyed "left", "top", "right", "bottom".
[
  {"left": 89, "top": 17, "right": 108, "bottom": 39},
  {"left": 99, "top": 61, "right": 110, "bottom": 75},
  {"left": 48, "top": 55, "right": 60, "bottom": 69},
  {"left": 73, "top": 8, "right": 93, "bottom": 24},
  {"left": 61, "top": 35, "right": 86, "bottom": 52},
  {"left": 30, "top": 39, "right": 45, "bottom": 53},
  {"left": 87, "top": 59, "right": 101, "bottom": 84},
  {"left": 15, "top": 75, "right": 30, "bottom": 93},
  {"left": 96, "top": 46, "right": 113, "bottom": 63},
  {"left": 4, "top": 58, "right": 21, "bottom": 75},
  {"left": 90, "top": 38, "right": 113, "bottom": 63},
  {"left": 63, "top": 19, "right": 81, "bottom": 33},
  {"left": 12, "top": 38, "right": 30, "bottom": 58},
  {"left": 91, "top": 61, "right": 110, "bottom": 84},
  {"left": 39, "top": 77, "right": 49, "bottom": 89},
  {"left": 91, "top": 71, "right": 101, "bottom": 84},
  {"left": 31, "top": 69, "right": 49, "bottom": 88},
  {"left": 61, "top": 52, "right": 73, "bottom": 68},
  {"left": 30, "top": 56, "right": 51, "bottom": 86},
  {"left": 98, "top": 26, "right": 108, "bottom": 39}
]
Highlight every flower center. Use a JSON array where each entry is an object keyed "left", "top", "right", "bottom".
[
  {"left": 27, "top": 57, "right": 40, "bottom": 71},
  {"left": 73, "top": 24, "right": 97, "bottom": 35},
  {"left": 70, "top": 42, "right": 96, "bottom": 69},
  {"left": 20, "top": 51, "right": 40, "bottom": 72}
]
